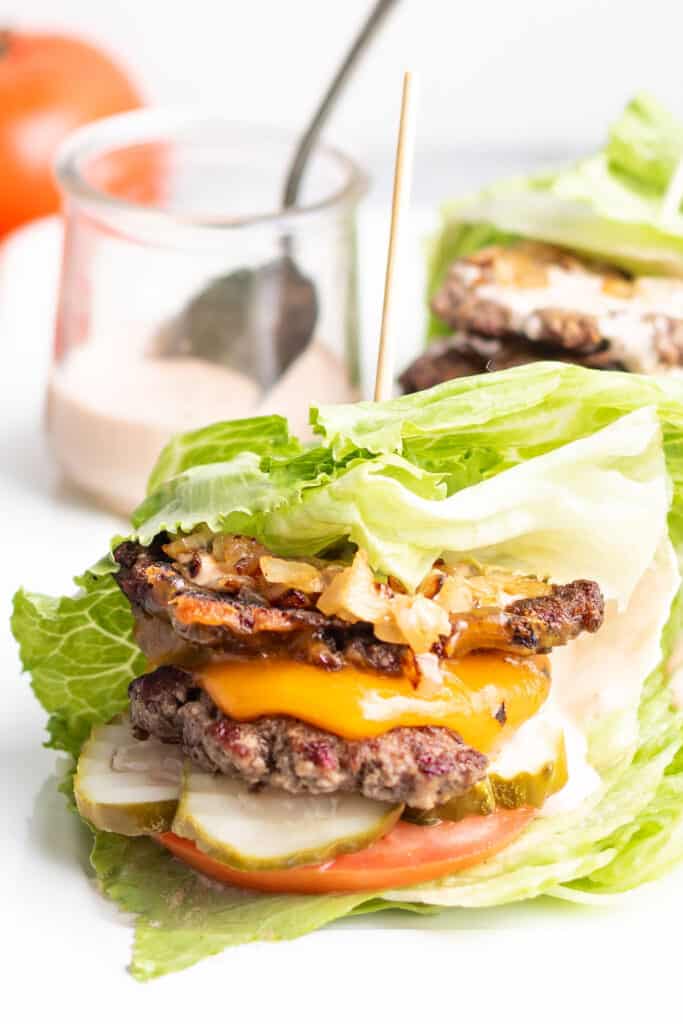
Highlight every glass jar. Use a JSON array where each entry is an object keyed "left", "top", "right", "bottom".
[{"left": 48, "top": 108, "right": 367, "bottom": 516}]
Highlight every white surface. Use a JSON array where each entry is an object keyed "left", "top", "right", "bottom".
[
  {"left": 9, "top": 0, "right": 683, "bottom": 160},
  {"left": 3, "top": 215, "right": 683, "bottom": 1020}
]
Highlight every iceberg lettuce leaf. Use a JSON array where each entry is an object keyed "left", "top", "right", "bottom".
[
  {"left": 608, "top": 92, "right": 683, "bottom": 192},
  {"left": 266, "top": 408, "right": 670, "bottom": 600},
  {"left": 146, "top": 414, "right": 302, "bottom": 495},
  {"left": 313, "top": 364, "right": 683, "bottom": 551},
  {"left": 129, "top": 399, "right": 672, "bottom": 596}
]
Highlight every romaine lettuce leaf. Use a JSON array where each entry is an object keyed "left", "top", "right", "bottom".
[
  {"left": 454, "top": 162, "right": 683, "bottom": 274},
  {"left": 84, "top": 813, "right": 440, "bottom": 980},
  {"left": 11, "top": 574, "right": 144, "bottom": 757},
  {"left": 36, "top": 576, "right": 683, "bottom": 978},
  {"left": 134, "top": 439, "right": 360, "bottom": 549}
]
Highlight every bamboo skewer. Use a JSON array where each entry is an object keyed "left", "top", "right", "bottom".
[{"left": 374, "top": 70, "right": 419, "bottom": 402}]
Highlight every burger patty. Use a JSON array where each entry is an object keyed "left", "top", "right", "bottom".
[
  {"left": 129, "top": 665, "right": 488, "bottom": 809},
  {"left": 399, "top": 332, "right": 624, "bottom": 393},
  {"left": 430, "top": 241, "right": 683, "bottom": 373},
  {"left": 115, "top": 541, "right": 408, "bottom": 675},
  {"left": 114, "top": 542, "right": 604, "bottom": 669}
]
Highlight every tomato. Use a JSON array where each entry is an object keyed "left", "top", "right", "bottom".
[
  {"left": 157, "top": 807, "right": 535, "bottom": 894},
  {"left": 0, "top": 30, "right": 143, "bottom": 237}
]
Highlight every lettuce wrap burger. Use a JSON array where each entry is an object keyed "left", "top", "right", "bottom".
[
  {"left": 12, "top": 362, "right": 683, "bottom": 979},
  {"left": 402, "top": 95, "right": 683, "bottom": 391}
]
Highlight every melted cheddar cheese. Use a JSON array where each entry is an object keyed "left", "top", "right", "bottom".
[{"left": 197, "top": 653, "right": 551, "bottom": 753}]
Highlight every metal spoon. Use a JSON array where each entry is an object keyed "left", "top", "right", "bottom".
[{"left": 158, "top": 0, "right": 400, "bottom": 388}]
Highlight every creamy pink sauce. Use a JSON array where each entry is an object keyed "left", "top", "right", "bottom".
[{"left": 47, "top": 341, "right": 356, "bottom": 516}]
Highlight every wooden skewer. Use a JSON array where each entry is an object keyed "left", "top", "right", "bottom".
[{"left": 374, "top": 70, "right": 419, "bottom": 402}]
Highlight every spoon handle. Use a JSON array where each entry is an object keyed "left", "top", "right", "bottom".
[{"left": 282, "top": 0, "right": 400, "bottom": 208}]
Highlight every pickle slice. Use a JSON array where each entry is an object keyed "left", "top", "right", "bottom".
[
  {"left": 490, "top": 739, "right": 568, "bottom": 810},
  {"left": 172, "top": 764, "right": 403, "bottom": 870},
  {"left": 74, "top": 717, "right": 182, "bottom": 835},
  {"left": 407, "top": 724, "right": 568, "bottom": 824}
]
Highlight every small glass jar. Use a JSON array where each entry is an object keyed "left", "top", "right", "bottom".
[{"left": 48, "top": 109, "right": 367, "bottom": 516}]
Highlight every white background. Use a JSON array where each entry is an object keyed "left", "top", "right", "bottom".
[
  {"left": 8, "top": 0, "right": 683, "bottom": 198},
  {"left": 5, "top": 2, "right": 683, "bottom": 1019}
]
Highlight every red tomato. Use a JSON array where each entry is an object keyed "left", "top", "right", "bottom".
[
  {"left": 0, "top": 30, "right": 143, "bottom": 237},
  {"left": 157, "top": 807, "right": 535, "bottom": 894}
]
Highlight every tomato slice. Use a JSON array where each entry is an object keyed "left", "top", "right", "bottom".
[{"left": 157, "top": 807, "right": 534, "bottom": 894}]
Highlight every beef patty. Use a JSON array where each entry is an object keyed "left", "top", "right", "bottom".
[
  {"left": 129, "top": 665, "right": 488, "bottom": 809},
  {"left": 114, "top": 541, "right": 604, "bottom": 670},
  {"left": 115, "top": 540, "right": 408, "bottom": 675},
  {"left": 429, "top": 241, "right": 683, "bottom": 374},
  {"left": 399, "top": 332, "right": 624, "bottom": 393}
]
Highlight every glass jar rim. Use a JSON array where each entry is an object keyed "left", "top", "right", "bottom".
[{"left": 54, "top": 106, "right": 369, "bottom": 233}]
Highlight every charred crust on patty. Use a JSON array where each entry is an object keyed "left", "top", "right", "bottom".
[{"left": 114, "top": 541, "right": 408, "bottom": 675}]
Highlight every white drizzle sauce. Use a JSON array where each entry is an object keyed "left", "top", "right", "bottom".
[{"left": 477, "top": 267, "right": 683, "bottom": 373}]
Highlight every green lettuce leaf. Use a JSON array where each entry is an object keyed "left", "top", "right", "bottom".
[
  {"left": 134, "top": 439, "right": 359, "bottom": 550},
  {"left": 266, "top": 408, "right": 669, "bottom": 598},
  {"left": 312, "top": 361, "right": 683, "bottom": 457},
  {"left": 86, "top": 822, "right": 440, "bottom": 980},
  {"left": 90, "top": 830, "right": 373, "bottom": 980},
  {"left": 454, "top": 160, "right": 683, "bottom": 274},
  {"left": 145, "top": 414, "right": 302, "bottom": 495},
  {"left": 134, "top": 452, "right": 284, "bottom": 546},
  {"left": 39, "top": 573, "right": 680, "bottom": 978},
  {"left": 46, "top": 581, "right": 683, "bottom": 976},
  {"left": 11, "top": 574, "right": 144, "bottom": 757},
  {"left": 426, "top": 94, "right": 683, "bottom": 338},
  {"left": 608, "top": 92, "right": 683, "bottom": 192},
  {"left": 128, "top": 400, "right": 671, "bottom": 595},
  {"left": 313, "top": 363, "right": 683, "bottom": 552}
]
